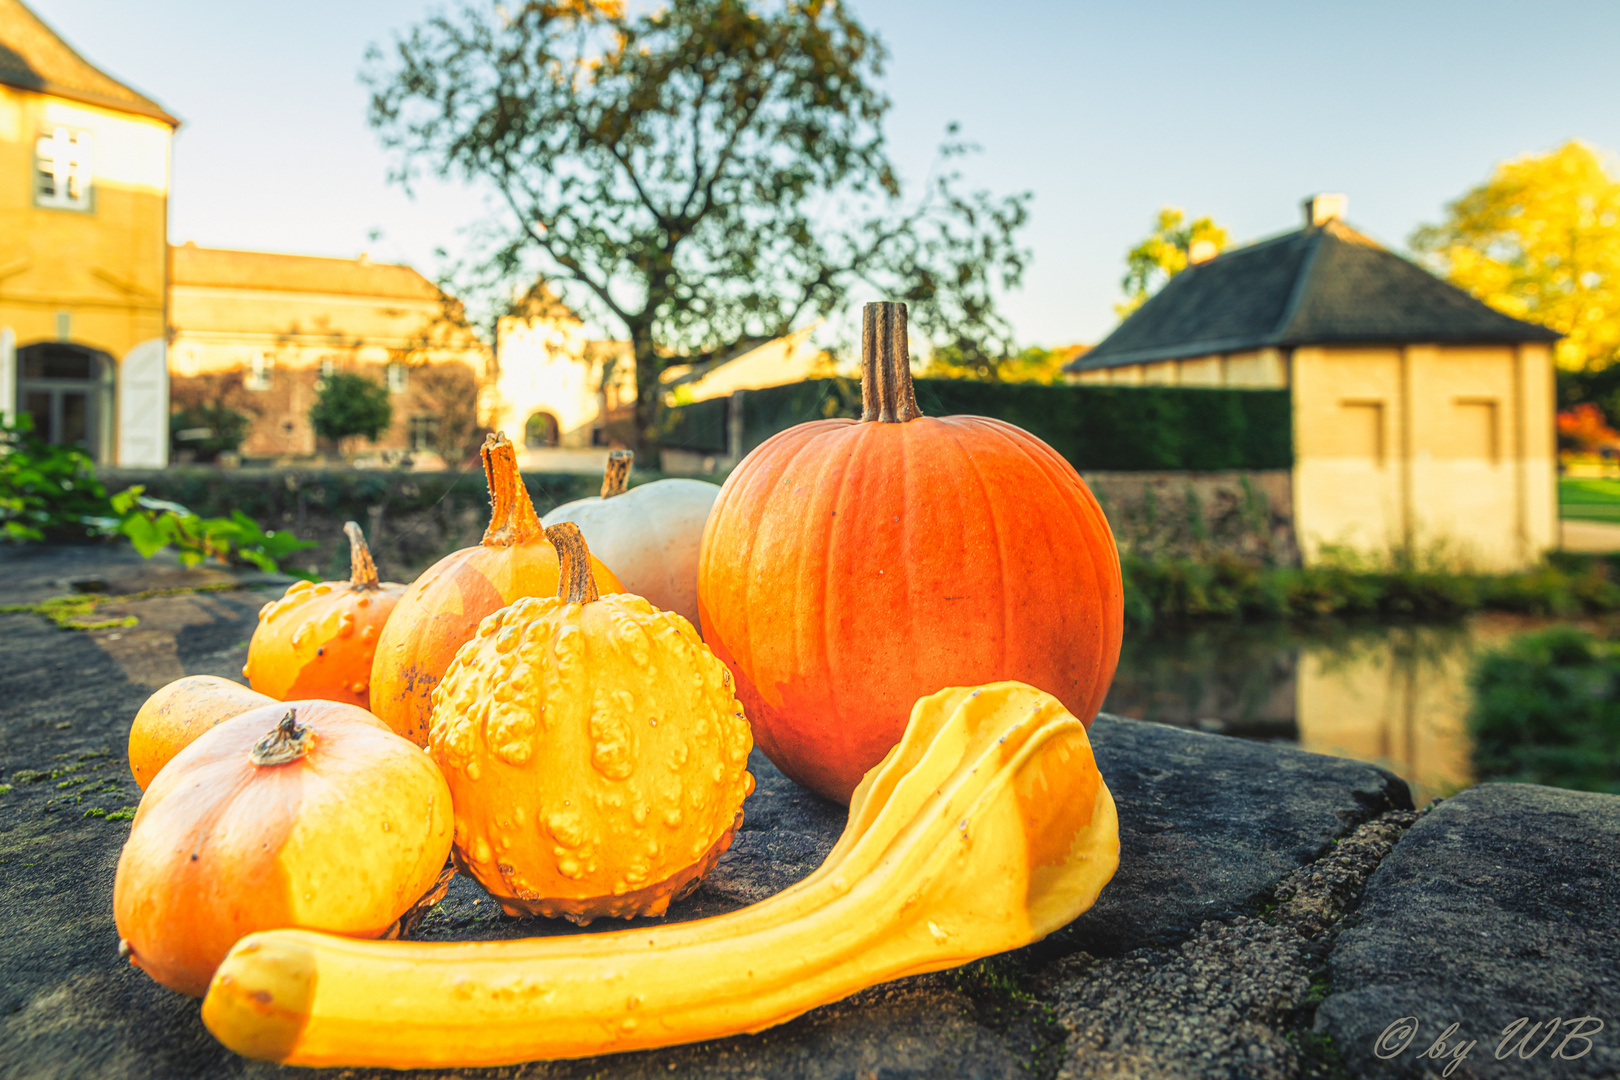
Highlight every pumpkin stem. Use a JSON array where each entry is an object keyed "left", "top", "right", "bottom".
[
  {"left": 480, "top": 432, "right": 544, "bottom": 547},
  {"left": 344, "top": 521, "right": 380, "bottom": 589},
  {"left": 250, "top": 709, "right": 314, "bottom": 766},
  {"left": 544, "top": 522, "right": 600, "bottom": 605},
  {"left": 601, "top": 449, "right": 634, "bottom": 499},
  {"left": 860, "top": 302, "right": 923, "bottom": 424}
]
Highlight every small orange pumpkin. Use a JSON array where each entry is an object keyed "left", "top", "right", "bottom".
[
  {"left": 370, "top": 433, "right": 623, "bottom": 746},
  {"left": 128, "top": 675, "right": 274, "bottom": 790},
  {"left": 698, "top": 302, "right": 1124, "bottom": 803},
  {"left": 427, "top": 522, "right": 754, "bottom": 924},
  {"left": 243, "top": 522, "right": 405, "bottom": 708},
  {"left": 113, "top": 699, "right": 453, "bottom": 996}
]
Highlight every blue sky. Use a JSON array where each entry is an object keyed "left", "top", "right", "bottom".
[{"left": 27, "top": 0, "right": 1620, "bottom": 346}]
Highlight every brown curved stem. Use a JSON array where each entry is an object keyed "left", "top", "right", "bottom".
[
  {"left": 250, "top": 710, "right": 314, "bottom": 766},
  {"left": 480, "top": 432, "right": 544, "bottom": 547},
  {"left": 860, "top": 302, "right": 923, "bottom": 424},
  {"left": 344, "top": 521, "right": 379, "bottom": 589},
  {"left": 600, "top": 449, "right": 634, "bottom": 499},
  {"left": 544, "top": 522, "right": 600, "bottom": 605}
]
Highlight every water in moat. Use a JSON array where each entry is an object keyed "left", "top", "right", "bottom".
[{"left": 1103, "top": 614, "right": 1592, "bottom": 805}]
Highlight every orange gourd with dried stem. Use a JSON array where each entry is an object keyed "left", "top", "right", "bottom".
[
  {"left": 244, "top": 523, "right": 405, "bottom": 709},
  {"left": 370, "top": 433, "right": 623, "bottom": 745},
  {"left": 698, "top": 302, "right": 1124, "bottom": 803},
  {"left": 426, "top": 521, "right": 753, "bottom": 924},
  {"left": 114, "top": 700, "right": 453, "bottom": 997}
]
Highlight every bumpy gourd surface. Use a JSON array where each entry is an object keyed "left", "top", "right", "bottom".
[
  {"left": 246, "top": 579, "right": 403, "bottom": 708},
  {"left": 428, "top": 593, "right": 754, "bottom": 921}
]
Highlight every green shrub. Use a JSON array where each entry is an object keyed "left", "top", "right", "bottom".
[
  {"left": 0, "top": 417, "right": 115, "bottom": 542},
  {"left": 169, "top": 404, "right": 252, "bottom": 462},
  {"left": 1121, "top": 550, "right": 1620, "bottom": 628},
  {"left": 664, "top": 378, "right": 1294, "bottom": 472},
  {"left": 310, "top": 372, "right": 393, "bottom": 444},
  {"left": 1469, "top": 626, "right": 1620, "bottom": 794}
]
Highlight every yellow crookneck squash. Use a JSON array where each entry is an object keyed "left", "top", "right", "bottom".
[
  {"left": 427, "top": 520, "right": 754, "bottom": 923},
  {"left": 201, "top": 681, "right": 1118, "bottom": 1068}
]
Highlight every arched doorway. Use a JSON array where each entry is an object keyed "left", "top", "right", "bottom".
[
  {"left": 524, "top": 410, "right": 560, "bottom": 448},
  {"left": 17, "top": 342, "right": 114, "bottom": 461}
]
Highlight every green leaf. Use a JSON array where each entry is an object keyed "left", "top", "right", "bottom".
[{"left": 119, "top": 513, "right": 169, "bottom": 558}]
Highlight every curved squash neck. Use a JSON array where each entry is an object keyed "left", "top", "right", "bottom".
[{"left": 480, "top": 433, "right": 544, "bottom": 547}]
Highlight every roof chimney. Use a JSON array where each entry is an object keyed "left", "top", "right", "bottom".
[
  {"left": 1303, "top": 193, "right": 1348, "bottom": 227},
  {"left": 1188, "top": 238, "right": 1219, "bottom": 265}
]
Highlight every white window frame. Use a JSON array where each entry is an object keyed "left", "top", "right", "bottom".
[
  {"left": 246, "top": 351, "right": 274, "bottom": 391},
  {"left": 386, "top": 361, "right": 408, "bottom": 394},
  {"left": 35, "top": 126, "right": 93, "bottom": 212}
]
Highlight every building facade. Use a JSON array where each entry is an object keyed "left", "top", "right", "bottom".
[
  {"left": 1068, "top": 196, "right": 1561, "bottom": 572},
  {"left": 168, "top": 244, "right": 489, "bottom": 465},
  {"left": 0, "top": 0, "right": 176, "bottom": 465}
]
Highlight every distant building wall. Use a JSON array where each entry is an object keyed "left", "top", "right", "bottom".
[
  {"left": 1068, "top": 348, "right": 1288, "bottom": 389},
  {"left": 1290, "top": 342, "right": 1557, "bottom": 571},
  {"left": 0, "top": 84, "right": 172, "bottom": 463}
]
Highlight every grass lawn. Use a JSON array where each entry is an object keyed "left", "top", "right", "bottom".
[{"left": 1560, "top": 477, "right": 1620, "bottom": 522}]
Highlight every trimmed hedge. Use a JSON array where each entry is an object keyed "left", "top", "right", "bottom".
[{"left": 665, "top": 379, "right": 1293, "bottom": 471}]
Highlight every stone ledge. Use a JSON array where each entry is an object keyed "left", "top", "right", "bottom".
[
  {"left": 1318, "top": 783, "right": 1620, "bottom": 1079},
  {"left": 4, "top": 549, "right": 1615, "bottom": 1079}
]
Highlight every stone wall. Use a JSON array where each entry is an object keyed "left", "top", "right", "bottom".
[{"left": 1082, "top": 469, "right": 1298, "bottom": 565}]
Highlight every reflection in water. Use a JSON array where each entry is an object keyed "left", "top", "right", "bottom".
[{"left": 1103, "top": 616, "right": 1544, "bottom": 804}]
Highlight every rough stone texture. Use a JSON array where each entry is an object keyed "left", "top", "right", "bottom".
[
  {"left": 1049, "top": 718, "right": 1413, "bottom": 959},
  {"left": 1043, "top": 810, "right": 1418, "bottom": 1080},
  {"left": 4, "top": 544, "right": 1612, "bottom": 1080},
  {"left": 1318, "top": 784, "right": 1620, "bottom": 1079}
]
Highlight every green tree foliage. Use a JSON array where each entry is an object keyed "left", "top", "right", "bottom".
[
  {"left": 1411, "top": 140, "right": 1620, "bottom": 373},
  {"left": 363, "top": 0, "right": 1030, "bottom": 464},
  {"left": 921, "top": 344, "right": 1080, "bottom": 383},
  {"left": 309, "top": 372, "right": 394, "bottom": 448},
  {"left": 1116, "top": 207, "right": 1229, "bottom": 318}
]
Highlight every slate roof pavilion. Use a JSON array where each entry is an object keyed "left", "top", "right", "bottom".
[{"left": 1067, "top": 202, "right": 1558, "bottom": 374}]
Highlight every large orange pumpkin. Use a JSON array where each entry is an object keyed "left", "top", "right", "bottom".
[
  {"left": 370, "top": 432, "right": 623, "bottom": 745},
  {"left": 697, "top": 302, "right": 1124, "bottom": 803},
  {"left": 113, "top": 700, "right": 454, "bottom": 996},
  {"left": 243, "top": 522, "right": 405, "bottom": 709}
]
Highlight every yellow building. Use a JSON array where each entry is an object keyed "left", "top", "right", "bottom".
[
  {"left": 0, "top": 0, "right": 177, "bottom": 465},
  {"left": 168, "top": 244, "right": 489, "bottom": 464},
  {"left": 1068, "top": 195, "right": 1561, "bottom": 572}
]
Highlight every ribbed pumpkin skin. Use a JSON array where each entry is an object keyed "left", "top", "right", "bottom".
[
  {"left": 698, "top": 414, "right": 1123, "bottom": 803},
  {"left": 369, "top": 543, "right": 622, "bottom": 746},
  {"left": 113, "top": 700, "right": 454, "bottom": 997}
]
